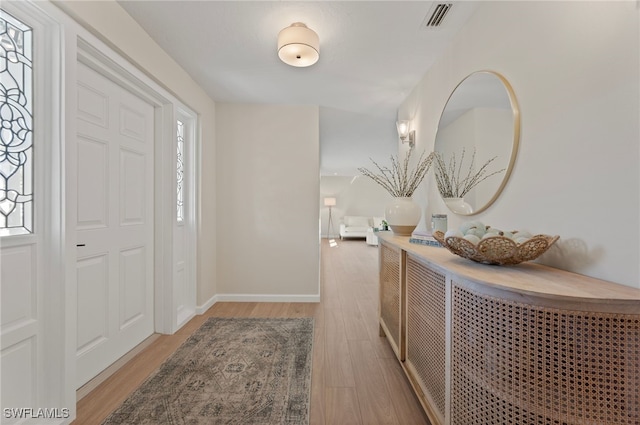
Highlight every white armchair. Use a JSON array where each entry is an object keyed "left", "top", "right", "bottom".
[
  {"left": 339, "top": 216, "right": 370, "bottom": 239},
  {"left": 339, "top": 216, "right": 385, "bottom": 240}
]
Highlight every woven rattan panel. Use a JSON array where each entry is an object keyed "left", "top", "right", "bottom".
[
  {"left": 380, "top": 243, "right": 401, "bottom": 353},
  {"left": 406, "top": 257, "right": 446, "bottom": 421},
  {"left": 451, "top": 282, "right": 640, "bottom": 425}
]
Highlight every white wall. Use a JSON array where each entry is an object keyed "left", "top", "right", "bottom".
[
  {"left": 399, "top": 1, "right": 639, "bottom": 287},
  {"left": 55, "top": 0, "right": 218, "bottom": 305},
  {"left": 320, "top": 106, "right": 397, "bottom": 175},
  {"left": 320, "top": 176, "right": 392, "bottom": 238},
  {"left": 216, "top": 104, "right": 320, "bottom": 299}
]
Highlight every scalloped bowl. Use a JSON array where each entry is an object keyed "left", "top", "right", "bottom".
[{"left": 432, "top": 231, "right": 559, "bottom": 266}]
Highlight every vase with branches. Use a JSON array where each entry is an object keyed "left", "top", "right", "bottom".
[
  {"left": 433, "top": 147, "right": 505, "bottom": 214},
  {"left": 358, "top": 150, "right": 435, "bottom": 198},
  {"left": 358, "top": 150, "right": 435, "bottom": 235}
]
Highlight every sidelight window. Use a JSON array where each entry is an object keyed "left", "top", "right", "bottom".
[
  {"left": 176, "top": 119, "right": 184, "bottom": 223},
  {"left": 0, "top": 11, "right": 33, "bottom": 236}
]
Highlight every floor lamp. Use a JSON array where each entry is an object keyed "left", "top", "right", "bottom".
[{"left": 324, "top": 197, "right": 336, "bottom": 239}]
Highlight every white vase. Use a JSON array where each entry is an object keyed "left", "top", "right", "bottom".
[
  {"left": 444, "top": 197, "right": 473, "bottom": 215},
  {"left": 385, "top": 197, "right": 421, "bottom": 236}
]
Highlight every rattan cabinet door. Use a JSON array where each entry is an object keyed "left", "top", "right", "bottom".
[
  {"left": 405, "top": 255, "right": 447, "bottom": 425},
  {"left": 450, "top": 280, "right": 640, "bottom": 425},
  {"left": 379, "top": 241, "right": 404, "bottom": 361}
]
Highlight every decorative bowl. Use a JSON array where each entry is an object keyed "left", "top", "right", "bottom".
[{"left": 432, "top": 230, "right": 559, "bottom": 266}]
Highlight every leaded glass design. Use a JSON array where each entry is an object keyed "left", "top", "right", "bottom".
[
  {"left": 0, "top": 11, "right": 33, "bottom": 237},
  {"left": 176, "top": 119, "right": 184, "bottom": 223}
]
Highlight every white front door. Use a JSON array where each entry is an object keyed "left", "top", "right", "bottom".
[{"left": 75, "top": 61, "right": 155, "bottom": 388}]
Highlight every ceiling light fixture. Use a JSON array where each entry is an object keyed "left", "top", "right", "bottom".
[
  {"left": 396, "top": 120, "right": 415, "bottom": 147},
  {"left": 277, "top": 22, "right": 319, "bottom": 67}
]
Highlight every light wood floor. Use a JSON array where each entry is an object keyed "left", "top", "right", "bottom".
[{"left": 74, "top": 239, "right": 430, "bottom": 424}]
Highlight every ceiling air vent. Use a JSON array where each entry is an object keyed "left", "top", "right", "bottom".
[{"left": 424, "top": 3, "right": 453, "bottom": 28}]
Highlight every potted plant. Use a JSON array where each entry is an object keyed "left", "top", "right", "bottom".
[
  {"left": 359, "top": 150, "right": 434, "bottom": 236},
  {"left": 433, "top": 147, "right": 505, "bottom": 214}
]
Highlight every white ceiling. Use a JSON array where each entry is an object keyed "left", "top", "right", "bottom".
[{"left": 117, "top": 1, "right": 478, "bottom": 175}]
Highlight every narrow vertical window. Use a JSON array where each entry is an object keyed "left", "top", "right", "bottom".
[
  {"left": 0, "top": 11, "right": 33, "bottom": 237},
  {"left": 176, "top": 119, "right": 184, "bottom": 223}
]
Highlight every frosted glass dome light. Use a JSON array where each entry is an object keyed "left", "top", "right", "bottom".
[{"left": 277, "top": 22, "right": 319, "bottom": 67}]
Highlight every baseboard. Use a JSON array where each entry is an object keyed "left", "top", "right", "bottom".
[
  {"left": 176, "top": 307, "right": 196, "bottom": 329},
  {"left": 76, "top": 333, "right": 161, "bottom": 401},
  {"left": 215, "top": 293, "right": 321, "bottom": 303},
  {"left": 195, "top": 293, "right": 320, "bottom": 313},
  {"left": 196, "top": 294, "right": 219, "bottom": 314}
]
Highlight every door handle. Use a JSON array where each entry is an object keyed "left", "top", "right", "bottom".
[{"left": 76, "top": 244, "right": 86, "bottom": 247}]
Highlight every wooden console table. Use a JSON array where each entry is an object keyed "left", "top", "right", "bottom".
[{"left": 377, "top": 232, "right": 640, "bottom": 425}]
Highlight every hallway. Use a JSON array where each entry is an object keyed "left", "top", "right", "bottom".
[{"left": 75, "top": 239, "right": 428, "bottom": 424}]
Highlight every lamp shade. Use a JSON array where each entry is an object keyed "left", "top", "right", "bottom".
[
  {"left": 278, "top": 22, "right": 319, "bottom": 67},
  {"left": 323, "top": 197, "right": 336, "bottom": 207},
  {"left": 396, "top": 120, "right": 410, "bottom": 140}
]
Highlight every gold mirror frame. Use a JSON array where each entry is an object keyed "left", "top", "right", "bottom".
[{"left": 434, "top": 70, "right": 520, "bottom": 215}]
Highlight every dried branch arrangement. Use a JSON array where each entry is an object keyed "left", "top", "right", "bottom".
[
  {"left": 434, "top": 148, "right": 505, "bottom": 198},
  {"left": 358, "top": 150, "right": 435, "bottom": 197}
]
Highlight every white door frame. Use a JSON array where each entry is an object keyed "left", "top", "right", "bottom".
[
  {"left": 72, "top": 38, "right": 186, "bottom": 331},
  {"left": 175, "top": 105, "right": 198, "bottom": 330},
  {"left": 0, "top": 0, "right": 66, "bottom": 417},
  {"left": 0, "top": 2, "right": 198, "bottom": 420},
  {"left": 62, "top": 15, "right": 198, "bottom": 420}
]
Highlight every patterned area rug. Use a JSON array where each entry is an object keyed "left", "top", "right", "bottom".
[{"left": 102, "top": 317, "right": 314, "bottom": 425}]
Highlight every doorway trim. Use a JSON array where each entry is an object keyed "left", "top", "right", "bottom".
[
  {"left": 0, "top": 1, "right": 200, "bottom": 419},
  {"left": 175, "top": 105, "right": 199, "bottom": 330},
  {"left": 63, "top": 20, "right": 198, "bottom": 414},
  {"left": 73, "top": 34, "right": 178, "bottom": 328}
]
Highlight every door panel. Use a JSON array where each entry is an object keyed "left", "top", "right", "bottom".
[
  {"left": 1, "top": 337, "right": 35, "bottom": 412},
  {"left": 119, "top": 104, "right": 147, "bottom": 142},
  {"left": 119, "top": 148, "right": 146, "bottom": 225},
  {"left": 76, "top": 254, "right": 108, "bottom": 354},
  {"left": 75, "top": 62, "right": 154, "bottom": 388},
  {"left": 77, "top": 81, "right": 108, "bottom": 128},
  {"left": 76, "top": 136, "right": 109, "bottom": 229},
  {"left": 0, "top": 245, "right": 35, "bottom": 328},
  {"left": 119, "top": 246, "right": 146, "bottom": 329}
]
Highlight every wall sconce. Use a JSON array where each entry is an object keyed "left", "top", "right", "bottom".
[{"left": 396, "top": 120, "right": 415, "bottom": 147}]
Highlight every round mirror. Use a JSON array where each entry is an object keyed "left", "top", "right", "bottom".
[{"left": 434, "top": 71, "right": 520, "bottom": 215}]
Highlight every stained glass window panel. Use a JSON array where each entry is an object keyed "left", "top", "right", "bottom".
[
  {"left": 0, "top": 11, "right": 33, "bottom": 237},
  {"left": 176, "top": 119, "right": 184, "bottom": 223}
]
